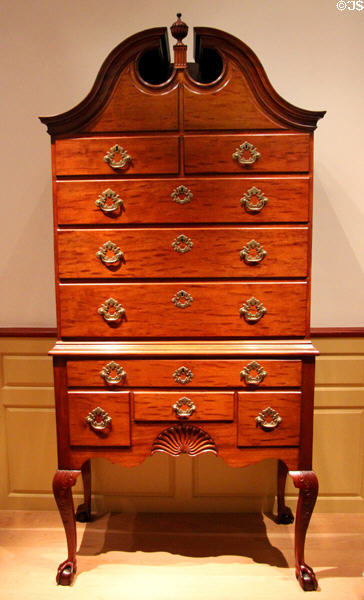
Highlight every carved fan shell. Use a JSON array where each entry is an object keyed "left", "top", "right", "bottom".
[{"left": 151, "top": 424, "right": 217, "bottom": 457}]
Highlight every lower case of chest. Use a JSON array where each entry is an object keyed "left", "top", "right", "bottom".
[{"left": 57, "top": 392, "right": 308, "bottom": 471}]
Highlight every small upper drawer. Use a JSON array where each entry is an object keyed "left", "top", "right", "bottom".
[
  {"left": 56, "top": 177, "right": 310, "bottom": 225},
  {"left": 184, "top": 134, "right": 310, "bottom": 174},
  {"left": 55, "top": 136, "right": 179, "bottom": 176},
  {"left": 134, "top": 391, "right": 234, "bottom": 421},
  {"left": 67, "top": 358, "right": 302, "bottom": 389},
  {"left": 237, "top": 391, "right": 301, "bottom": 446},
  {"left": 68, "top": 391, "right": 130, "bottom": 446}
]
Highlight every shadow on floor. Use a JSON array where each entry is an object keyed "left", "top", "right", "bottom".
[{"left": 77, "top": 512, "right": 289, "bottom": 568}]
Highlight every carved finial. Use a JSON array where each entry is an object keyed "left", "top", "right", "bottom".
[
  {"left": 170, "top": 13, "right": 188, "bottom": 45},
  {"left": 171, "top": 13, "right": 188, "bottom": 69}
]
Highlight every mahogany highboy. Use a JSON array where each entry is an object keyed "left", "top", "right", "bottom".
[{"left": 40, "top": 15, "right": 325, "bottom": 590}]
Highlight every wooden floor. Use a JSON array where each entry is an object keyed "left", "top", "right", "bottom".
[{"left": 0, "top": 511, "right": 363, "bottom": 599}]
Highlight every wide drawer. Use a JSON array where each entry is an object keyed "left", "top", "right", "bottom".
[
  {"left": 56, "top": 177, "right": 310, "bottom": 224},
  {"left": 134, "top": 391, "right": 234, "bottom": 421},
  {"left": 59, "top": 281, "right": 308, "bottom": 338},
  {"left": 55, "top": 136, "right": 179, "bottom": 176},
  {"left": 237, "top": 391, "right": 301, "bottom": 446},
  {"left": 184, "top": 134, "right": 310, "bottom": 173},
  {"left": 67, "top": 358, "right": 302, "bottom": 388},
  {"left": 57, "top": 226, "right": 309, "bottom": 279},
  {"left": 68, "top": 391, "right": 130, "bottom": 446}
]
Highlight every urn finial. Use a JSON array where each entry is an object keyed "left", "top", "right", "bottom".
[
  {"left": 170, "top": 13, "right": 188, "bottom": 69},
  {"left": 170, "top": 13, "right": 188, "bottom": 45}
]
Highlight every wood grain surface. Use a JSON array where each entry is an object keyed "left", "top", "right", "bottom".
[
  {"left": 56, "top": 177, "right": 310, "bottom": 225},
  {"left": 88, "top": 69, "right": 179, "bottom": 132},
  {"left": 66, "top": 358, "right": 302, "bottom": 388},
  {"left": 55, "top": 136, "right": 179, "bottom": 176},
  {"left": 133, "top": 391, "right": 234, "bottom": 421},
  {"left": 183, "top": 63, "right": 283, "bottom": 130},
  {"left": 238, "top": 391, "right": 301, "bottom": 446},
  {"left": 57, "top": 226, "right": 309, "bottom": 279},
  {"left": 59, "top": 281, "right": 308, "bottom": 338},
  {"left": 68, "top": 391, "right": 130, "bottom": 446},
  {"left": 184, "top": 134, "right": 310, "bottom": 173}
]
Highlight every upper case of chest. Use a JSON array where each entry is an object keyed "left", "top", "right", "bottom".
[{"left": 40, "top": 26, "right": 324, "bottom": 342}]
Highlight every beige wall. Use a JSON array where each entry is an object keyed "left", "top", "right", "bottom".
[
  {"left": 0, "top": 0, "right": 364, "bottom": 327},
  {"left": 1, "top": 336, "right": 363, "bottom": 513}
]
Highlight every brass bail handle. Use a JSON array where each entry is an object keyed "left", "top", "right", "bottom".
[
  {"left": 240, "top": 361, "right": 267, "bottom": 385},
  {"left": 233, "top": 141, "right": 261, "bottom": 166},
  {"left": 173, "top": 397, "right": 196, "bottom": 418},
  {"left": 104, "top": 144, "right": 132, "bottom": 170},
  {"left": 240, "top": 297, "right": 267, "bottom": 323},
  {"left": 255, "top": 407, "right": 282, "bottom": 431},
  {"left": 96, "top": 241, "right": 124, "bottom": 265},
  {"left": 85, "top": 406, "right": 112, "bottom": 432},
  {"left": 98, "top": 297, "right": 125, "bottom": 322},
  {"left": 96, "top": 188, "right": 124, "bottom": 214},
  {"left": 100, "top": 361, "right": 126, "bottom": 385}
]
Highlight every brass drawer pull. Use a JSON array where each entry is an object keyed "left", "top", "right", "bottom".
[
  {"left": 240, "top": 239, "right": 267, "bottom": 264},
  {"left": 173, "top": 366, "right": 194, "bottom": 385},
  {"left": 98, "top": 297, "right": 125, "bottom": 322},
  {"left": 240, "top": 296, "right": 267, "bottom": 323},
  {"left": 173, "top": 396, "right": 196, "bottom": 418},
  {"left": 171, "top": 185, "right": 193, "bottom": 205},
  {"left": 255, "top": 406, "right": 282, "bottom": 431},
  {"left": 233, "top": 141, "right": 261, "bottom": 166},
  {"left": 240, "top": 186, "right": 268, "bottom": 213},
  {"left": 104, "top": 144, "right": 132, "bottom": 170},
  {"left": 100, "top": 361, "right": 126, "bottom": 385},
  {"left": 241, "top": 361, "right": 267, "bottom": 385},
  {"left": 86, "top": 406, "right": 112, "bottom": 432},
  {"left": 172, "top": 290, "right": 193, "bottom": 308},
  {"left": 96, "top": 188, "right": 124, "bottom": 213},
  {"left": 96, "top": 241, "right": 124, "bottom": 265},
  {"left": 172, "top": 234, "right": 193, "bottom": 254}
]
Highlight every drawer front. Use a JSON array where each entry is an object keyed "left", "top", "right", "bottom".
[
  {"left": 184, "top": 134, "right": 310, "bottom": 174},
  {"left": 238, "top": 391, "right": 301, "bottom": 446},
  {"left": 134, "top": 391, "right": 234, "bottom": 421},
  {"left": 68, "top": 391, "right": 130, "bottom": 446},
  {"left": 55, "top": 136, "right": 179, "bottom": 176},
  {"left": 59, "top": 282, "right": 308, "bottom": 338},
  {"left": 57, "top": 226, "right": 309, "bottom": 279},
  {"left": 56, "top": 177, "right": 309, "bottom": 225},
  {"left": 67, "top": 358, "right": 302, "bottom": 389}
]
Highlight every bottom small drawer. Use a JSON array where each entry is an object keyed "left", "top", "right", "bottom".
[
  {"left": 134, "top": 391, "right": 234, "bottom": 421},
  {"left": 68, "top": 391, "right": 130, "bottom": 446},
  {"left": 237, "top": 391, "right": 301, "bottom": 446}
]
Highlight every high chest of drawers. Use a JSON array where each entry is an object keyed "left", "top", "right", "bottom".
[{"left": 40, "top": 16, "right": 325, "bottom": 591}]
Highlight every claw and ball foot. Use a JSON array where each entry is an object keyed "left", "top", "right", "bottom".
[
  {"left": 289, "top": 470, "right": 319, "bottom": 591},
  {"left": 56, "top": 559, "right": 76, "bottom": 586},
  {"left": 53, "top": 469, "right": 81, "bottom": 585},
  {"left": 296, "top": 564, "right": 318, "bottom": 592}
]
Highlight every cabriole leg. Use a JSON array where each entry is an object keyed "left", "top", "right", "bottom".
[
  {"left": 76, "top": 459, "right": 92, "bottom": 522},
  {"left": 277, "top": 460, "right": 294, "bottom": 524},
  {"left": 289, "top": 470, "right": 319, "bottom": 591},
  {"left": 53, "top": 469, "right": 81, "bottom": 585}
]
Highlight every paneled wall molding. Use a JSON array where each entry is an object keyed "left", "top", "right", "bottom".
[
  {"left": 0, "top": 334, "right": 363, "bottom": 512},
  {"left": 0, "top": 328, "right": 57, "bottom": 337},
  {"left": 311, "top": 327, "right": 364, "bottom": 337}
]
